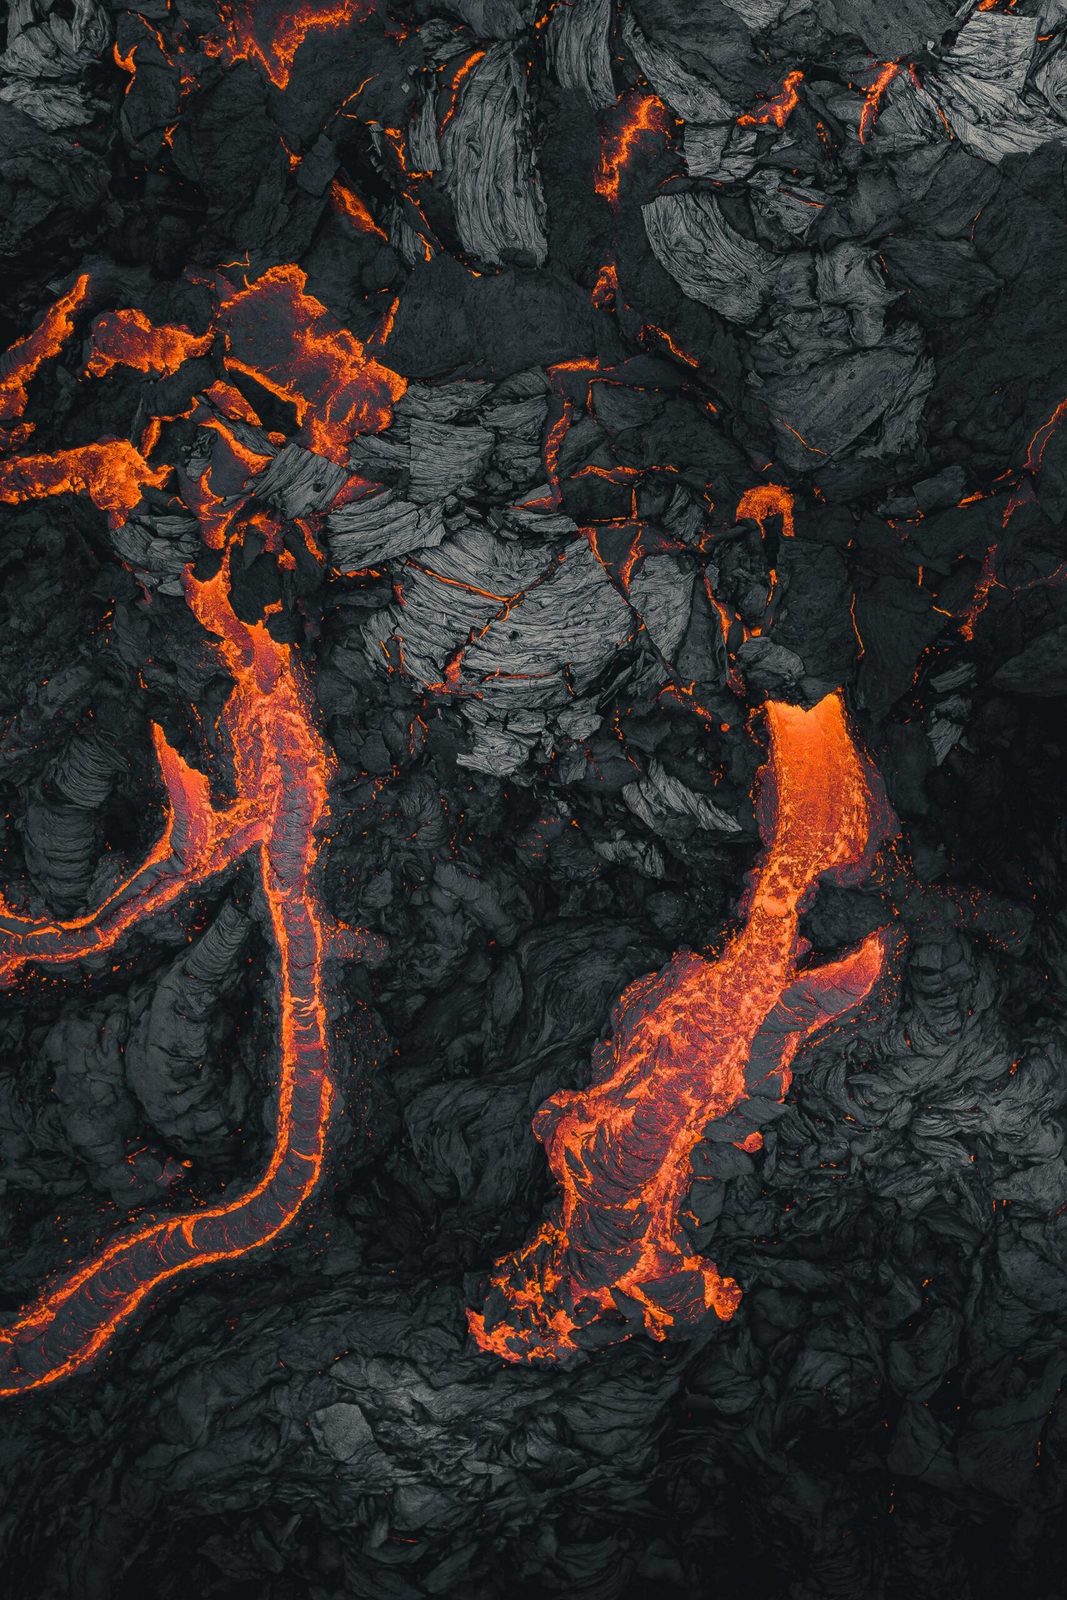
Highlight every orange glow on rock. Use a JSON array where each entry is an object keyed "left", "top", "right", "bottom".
[
  {"left": 219, "top": 264, "right": 406, "bottom": 463},
  {"left": 439, "top": 49, "right": 487, "bottom": 136},
  {"left": 960, "top": 543, "right": 1004, "bottom": 640},
  {"left": 641, "top": 323, "right": 698, "bottom": 367},
  {"left": 1024, "top": 396, "right": 1067, "bottom": 473},
  {"left": 212, "top": 0, "right": 374, "bottom": 90},
  {"left": 200, "top": 415, "right": 276, "bottom": 479},
  {"left": 858, "top": 62, "right": 903, "bottom": 144},
  {"left": 0, "top": 275, "right": 91, "bottom": 437},
  {"left": 330, "top": 178, "right": 388, "bottom": 241},
  {"left": 738, "top": 69, "right": 804, "bottom": 130},
  {"left": 957, "top": 397, "right": 1067, "bottom": 636},
  {"left": 85, "top": 309, "right": 213, "bottom": 379},
  {"left": 0, "top": 538, "right": 368, "bottom": 1394},
  {"left": 0, "top": 251, "right": 391, "bottom": 1391},
  {"left": 595, "top": 91, "right": 674, "bottom": 207},
  {"left": 0, "top": 442, "right": 171, "bottom": 525},
  {"left": 469, "top": 691, "right": 896, "bottom": 1362},
  {"left": 591, "top": 261, "right": 618, "bottom": 310},
  {"left": 736, "top": 483, "right": 796, "bottom": 540}
]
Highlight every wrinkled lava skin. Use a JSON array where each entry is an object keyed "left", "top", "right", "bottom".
[{"left": 470, "top": 693, "right": 896, "bottom": 1361}]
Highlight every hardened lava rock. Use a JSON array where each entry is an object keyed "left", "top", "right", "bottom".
[{"left": 0, "top": 1, "right": 1066, "bottom": 1598}]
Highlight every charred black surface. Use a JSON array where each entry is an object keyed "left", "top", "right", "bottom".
[{"left": 0, "top": 1, "right": 1066, "bottom": 1597}]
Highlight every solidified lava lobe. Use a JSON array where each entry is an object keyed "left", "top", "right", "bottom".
[{"left": 469, "top": 692, "right": 896, "bottom": 1362}]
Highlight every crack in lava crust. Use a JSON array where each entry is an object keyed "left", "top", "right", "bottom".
[
  {"left": 469, "top": 692, "right": 898, "bottom": 1363},
  {"left": 0, "top": 550, "right": 358, "bottom": 1396}
]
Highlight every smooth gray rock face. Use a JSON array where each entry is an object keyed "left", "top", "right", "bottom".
[
  {"left": 326, "top": 489, "right": 447, "bottom": 570},
  {"left": 622, "top": 14, "right": 733, "bottom": 124},
  {"left": 250, "top": 445, "right": 346, "bottom": 519}
]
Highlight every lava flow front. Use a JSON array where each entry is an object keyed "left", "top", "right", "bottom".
[{"left": 469, "top": 692, "right": 896, "bottom": 1362}]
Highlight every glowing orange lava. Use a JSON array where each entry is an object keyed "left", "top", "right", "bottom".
[
  {"left": 0, "top": 266, "right": 385, "bottom": 1392},
  {"left": 469, "top": 691, "right": 896, "bottom": 1361},
  {"left": 960, "top": 544, "right": 1001, "bottom": 640},
  {"left": 85, "top": 309, "right": 213, "bottom": 379},
  {"left": 858, "top": 62, "right": 902, "bottom": 144},
  {"left": 595, "top": 91, "right": 674, "bottom": 207},
  {"left": 219, "top": 264, "right": 406, "bottom": 463},
  {"left": 0, "top": 275, "right": 91, "bottom": 442},
  {"left": 0, "top": 441, "right": 171, "bottom": 524},
  {"left": 0, "top": 540, "right": 365, "bottom": 1394},
  {"left": 736, "top": 483, "right": 796, "bottom": 541},
  {"left": 212, "top": 0, "right": 373, "bottom": 90},
  {"left": 1024, "top": 397, "right": 1067, "bottom": 473},
  {"left": 739, "top": 69, "right": 804, "bottom": 130},
  {"left": 331, "top": 178, "right": 388, "bottom": 241},
  {"left": 959, "top": 396, "right": 1067, "bottom": 637},
  {"left": 439, "top": 49, "right": 487, "bottom": 136},
  {"left": 591, "top": 262, "right": 618, "bottom": 310},
  {"left": 642, "top": 323, "right": 698, "bottom": 367}
]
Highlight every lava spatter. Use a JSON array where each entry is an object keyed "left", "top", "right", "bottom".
[{"left": 469, "top": 691, "right": 897, "bottom": 1362}]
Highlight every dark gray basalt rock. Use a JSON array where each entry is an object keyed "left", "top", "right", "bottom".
[{"left": 0, "top": 0, "right": 1066, "bottom": 1597}]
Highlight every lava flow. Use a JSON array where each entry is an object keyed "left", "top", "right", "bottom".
[
  {"left": 0, "top": 543, "right": 360, "bottom": 1395},
  {"left": 0, "top": 275, "right": 92, "bottom": 449},
  {"left": 0, "top": 268, "right": 386, "bottom": 1393},
  {"left": 469, "top": 691, "right": 896, "bottom": 1362},
  {"left": 738, "top": 69, "right": 804, "bottom": 130}
]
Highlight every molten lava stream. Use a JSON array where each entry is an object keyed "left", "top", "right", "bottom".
[
  {"left": 469, "top": 692, "right": 897, "bottom": 1362},
  {"left": 0, "top": 553, "right": 344, "bottom": 1396}
]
